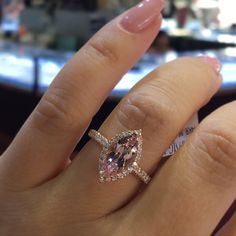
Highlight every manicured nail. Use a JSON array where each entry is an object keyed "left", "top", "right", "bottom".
[
  {"left": 120, "top": 0, "right": 165, "bottom": 33},
  {"left": 198, "top": 56, "right": 222, "bottom": 75}
]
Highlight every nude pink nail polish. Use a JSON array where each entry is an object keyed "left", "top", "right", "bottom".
[
  {"left": 198, "top": 56, "right": 222, "bottom": 75},
  {"left": 120, "top": 0, "right": 165, "bottom": 33}
]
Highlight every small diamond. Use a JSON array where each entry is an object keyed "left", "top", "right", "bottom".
[
  {"left": 99, "top": 177, "right": 105, "bottom": 182},
  {"left": 106, "top": 177, "right": 111, "bottom": 182}
]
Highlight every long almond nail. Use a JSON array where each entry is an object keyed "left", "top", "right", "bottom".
[
  {"left": 120, "top": 0, "right": 165, "bottom": 33},
  {"left": 198, "top": 56, "right": 222, "bottom": 75}
]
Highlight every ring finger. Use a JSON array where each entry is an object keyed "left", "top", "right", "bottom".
[{"left": 64, "top": 56, "right": 222, "bottom": 216}]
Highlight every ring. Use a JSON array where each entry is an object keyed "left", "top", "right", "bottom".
[{"left": 88, "top": 129, "right": 151, "bottom": 184}]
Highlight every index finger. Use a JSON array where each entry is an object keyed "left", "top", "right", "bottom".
[{"left": 0, "top": 0, "right": 165, "bottom": 190}]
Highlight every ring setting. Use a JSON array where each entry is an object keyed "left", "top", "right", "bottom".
[{"left": 88, "top": 129, "right": 151, "bottom": 184}]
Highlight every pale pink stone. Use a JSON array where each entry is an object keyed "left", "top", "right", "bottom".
[
  {"left": 103, "top": 133, "right": 139, "bottom": 177},
  {"left": 105, "top": 162, "right": 118, "bottom": 175}
]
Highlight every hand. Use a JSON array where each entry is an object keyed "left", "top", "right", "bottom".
[{"left": 0, "top": 0, "right": 235, "bottom": 235}]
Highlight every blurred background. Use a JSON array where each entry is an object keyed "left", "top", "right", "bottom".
[
  {"left": 1, "top": 0, "right": 236, "bottom": 159},
  {"left": 1, "top": 0, "right": 236, "bottom": 156},
  {"left": 0, "top": 0, "right": 235, "bottom": 232}
]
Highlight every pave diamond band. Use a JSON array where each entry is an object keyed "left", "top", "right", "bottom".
[
  {"left": 89, "top": 129, "right": 109, "bottom": 148},
  {"left": 132, "top": 162, "right": 151, "bottom": 184},
  {"left": 88, "top": 129, "right": 151, "bottom": 184}
]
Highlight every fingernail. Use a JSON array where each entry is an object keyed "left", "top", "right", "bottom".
[
  {"left": 120, "top": 0, "right": 165, "bottom": 33},
  {"left": 198, "top": 56, "right": 222, "bottom": 75}
]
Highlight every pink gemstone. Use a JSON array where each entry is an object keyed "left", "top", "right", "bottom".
[
  {"left": 103, "top": 133, "right": 139, "bottom": 178},
  {"left": 104, "top": 162, "right": 118, "bottom": 175}
]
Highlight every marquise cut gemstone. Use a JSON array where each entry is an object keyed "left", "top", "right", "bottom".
[{"left": 103, "top": 133, "right": 140, "bottom": 177}]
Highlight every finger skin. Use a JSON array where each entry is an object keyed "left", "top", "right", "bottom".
[
  {"left": 134, "top": 102, "right": 236, "bottom": 236},
  {"left": 0, "top": 14, "right": 162, "bottom": 190},
  {"left": 216, "top": 213, "right": 236, "bottom": 236},
  {"left": 66, "top": 57, "right": 222, "bottom": 217}
]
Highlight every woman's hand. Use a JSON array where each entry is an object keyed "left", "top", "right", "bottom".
[{"left": 0, "top": 0, "right": 235, "bottom": 235}]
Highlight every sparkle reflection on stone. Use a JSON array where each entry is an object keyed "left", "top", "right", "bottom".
[{"left": 103, "top": 133, "right": 139, "bottom": 177}]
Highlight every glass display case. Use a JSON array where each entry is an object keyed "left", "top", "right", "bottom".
[{"left": 0, "top": 41, "right": 236, "bottom": 99}]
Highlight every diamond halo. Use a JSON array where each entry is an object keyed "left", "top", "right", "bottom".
[{"left": 88, "top": 129, "right": 150, "bottom": 184}]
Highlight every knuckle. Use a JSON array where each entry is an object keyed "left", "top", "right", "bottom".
[
  {"left": 33, "top": 86, "right": 89, "bottom": 134},
  {"left": 85, "top": 35, "right": 119, "bottom": 64},
  {"left": 116, "top": 90, "right": 176, "bottom": 135},
  {"left": 190, "top": 120, "right": 236, "bottom": 184}
]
